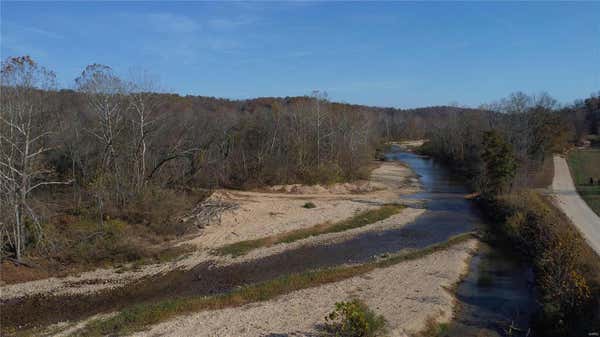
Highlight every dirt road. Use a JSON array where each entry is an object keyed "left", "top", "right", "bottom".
[{"left": 552, "top": 155, "right": 600, "bottom": 256}]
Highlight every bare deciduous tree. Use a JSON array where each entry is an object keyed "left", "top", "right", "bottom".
[
  {"left": 75, "top": 64, "right": 127, "bottom": 207},
  {"left": 0, "top": 56, "right": 68, "bottom": 261},
  {"left": 312, "top": 90, "right": 328, "bottom": 168},
  {"left": 75, "top": 64, "right": 124, "bottom": 170},
  {"left": 127, "top": 69, "right": 164, "bottom": 191}
]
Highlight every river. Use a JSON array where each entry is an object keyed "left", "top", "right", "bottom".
[
  {"left": 386, "top": 150, "right": 537, "bottom": 337},
  {"left": 2, "top": 150, "right": 537, "bottom": 336}
]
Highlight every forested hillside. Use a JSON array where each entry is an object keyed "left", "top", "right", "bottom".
[
  {"left": 1, "top": 55, "right": 597, "bottom": 299},
  {"left": 0, "top": 56, "right": 486, "bottom": 271},
  {"left": 0, "top": 57, "right": 384, "bottom": 269}
]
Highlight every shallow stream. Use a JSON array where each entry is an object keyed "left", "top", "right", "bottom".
[{"left": 2, "top": 150, "right": 537, "bottom": 336}]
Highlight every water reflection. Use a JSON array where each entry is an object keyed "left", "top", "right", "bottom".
[
  {"left": 445, "top": 244, "right": 536, "bottom": 337},
  {"left": 384, "top": 152, "right": 536, "bottom": 336}
]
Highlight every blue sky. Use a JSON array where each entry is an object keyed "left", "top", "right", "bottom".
[{"left": 1, "top": 1, "right": 599, "bottom": 108}]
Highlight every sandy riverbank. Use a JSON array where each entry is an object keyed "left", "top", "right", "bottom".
[
  {"left": 131, "top": 239, "right": 478, "bottom": 337},
  {"left": 1, "top": 161, "right": 421, "bottom": 301}
]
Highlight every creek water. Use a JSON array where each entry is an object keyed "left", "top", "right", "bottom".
[
  {"left": 444, "top": 242, "right": 536, "bottom": 337},
  {"left": 3, "top": 150, "right": 537, "bottom": 336},
  {"left": 385, "top": 150, "right": 537, "bottom": 337}
]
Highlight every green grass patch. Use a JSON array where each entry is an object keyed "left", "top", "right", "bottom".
[
  {"left": 567, "top": 149, "right": 600, "bottom": 216},
  {"left": 213, "top": 204, "right": 405, "bottom": 257},
  {"left": 70, "top": 232, "right": 476, "bottom": 337}
]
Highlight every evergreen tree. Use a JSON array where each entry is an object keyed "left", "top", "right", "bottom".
[{"left": 481, "top": 130, "right": 517, "bottom": 197}]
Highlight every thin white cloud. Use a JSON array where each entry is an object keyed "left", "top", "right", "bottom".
[
  {"left": 117, "top": 10, "right": 266, "bottom": 67},
  {"left": 132, "top": 12, "right": 262, "bottom": 63},
  {"left": 141, "top": 35, "right": 244, "bottom": 66},
  {"left": 207, "top": 16, "right": 257, "bottom": 31},
  {"left": 142, "top": 39, "right": 198, "bottom": 65},
  {"left": 144, "top": 13, "right": 201, "bottom": 33}
]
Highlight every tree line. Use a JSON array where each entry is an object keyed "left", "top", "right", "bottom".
[
  {"left": 413, "top": 91, "right": 600, "bottom": 336},
  {"left": 0, "top": 56, "right": 381, "bottom": 262},
  {"left": 418, "top": 91, "right": 574, "bottom": 195},
  {"left": 2, "top": 54, "right": 597, "bottom": 305}
]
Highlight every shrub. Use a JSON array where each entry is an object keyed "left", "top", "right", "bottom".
[
  {"left": 35, "top": 211, "right": 195, "bottom": 272},
  {"left": 299, "top": 164, "right": 345, "bottom": 185},
  {"left": 120, "top": 187, "right": 209, "bottom": 237},
  {"left": 323, "top": 299, "right": 387, "bottom": 337},
  {"left": 482, "top": 191, "right": 599, "bottom": 336},
  {"left": 303, "top": 202, "right": 317, "bottom": 209}
]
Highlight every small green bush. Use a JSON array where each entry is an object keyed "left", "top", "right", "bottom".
[
  {"left": 303, "top": 202, "right": 317, "bottom": 209},
  {"left": 323, "top": 299, "right": 387, "bottom": 337}
]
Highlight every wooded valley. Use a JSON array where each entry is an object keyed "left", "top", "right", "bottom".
[{"left": 1, "top": 56, "right": 599, "bottom": 272}]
